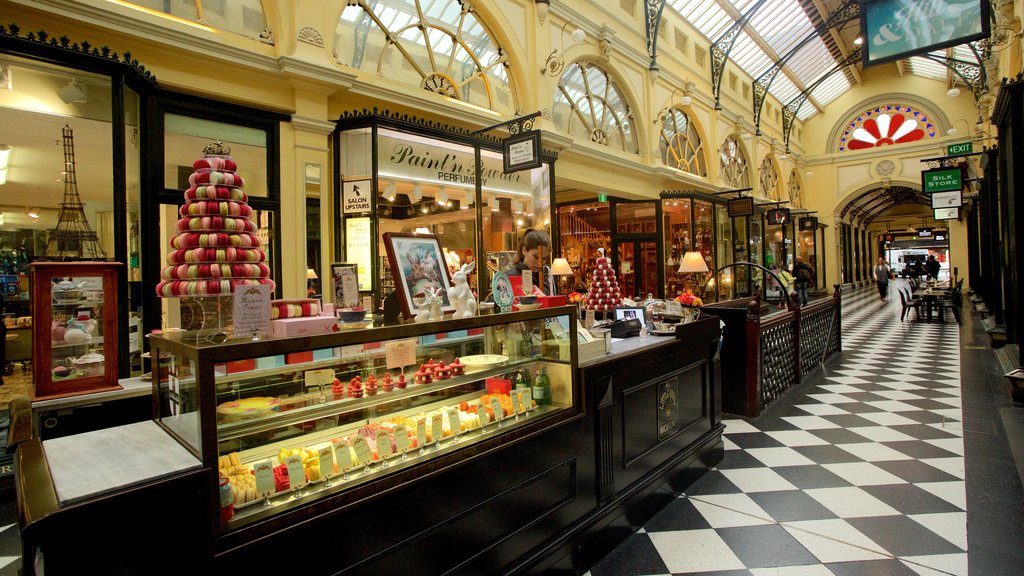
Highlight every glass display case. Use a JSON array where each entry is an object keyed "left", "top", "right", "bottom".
[
  {"left": 30, "top": 261, "right": 122, "bottom": 398},
  {"left": 148, "top": 306, "right": 578, "bottom": 532}
]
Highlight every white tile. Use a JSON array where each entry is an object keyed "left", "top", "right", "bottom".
[
  {"left": 917, "top": 481, "right": 967, "bottom": 511},
  {"left": 765, "top": 430, "right": 830, "bottom": 447},
  {"left": 804, "top": 486, "right": 901, "bottom": 518},
  {"left": 823, "top": 376, "right": 870, "bottom": 385},
  {"left": 782, "top": 519, "right": 890, "bottom": 562},
  {"left": 908, "top": 512, "right": 967, "bottom": 550},
  {"left": 875, "top": 379, "right": 927, "bottom": 390},
  {"left": 794, "top": 404, "right": 851, "bottom": 416},
  {"left": 858, "top": 412, "right": 920, "bottom": 426},
  {"left": 833, "top": 369, "right": 878, "bottom": 377},
  {"left": 806, "top": 393, "right": 858, "bottom": 404},
  {"left": 723, "top": 419, "right": 761, "bottom": 434},
  {"left": 649, "top": 529, "right": 747, "bottom": 573},
  {"left": 873, "top": 390, "right": 925, "bottom": 401},
  {"left": 900, "top": 553, "right": 968, "bottom": 576},
  {"left": 818, "top": 384, "right": 866, "bottom": 394},
  {"left": 719, "top": 468, "right": 798, "bottom": 493},
  {"left": 0, "top": 557, "right": 17, "bottom": 570},
  {"left": 932, "top": 409, "right": 963, "bottom": 420},
  {"left": 751, "top": 566, "right": 836, "bottom": 576},
  {"left": 924, "top": 438, "right": 964, "bottom": 456},
  {"left": 920, "top": 457, "right": 966, "bottom": 479},
  {"left": 746, "top": 447, "right": 817, "bottom": 467},
  {"left": 864, "top": 400, "right": 922, "bottom": 412},
  {"left": 930, "top": 396, "right": 962, "bottom": 408},
  {"left": 822, "top": 462, "right": 907, "bottom": 486},
  {"left": 843, "top": 426, "right": 916, "bottom": 443},
  {"left": 930, "top": 421, "right": 963, "bottom": 436},
  {"left": 780, "top": 416, "right": 842, "bottom": 430},
  {"left": 723, "top": 436, "right": 741, "bottom": 450},
  {"left": 688, "top": 494, "right": 774, "bottom": 527},
  {"left": 837, "top": 442, "right": 914, "bottom": 462}
]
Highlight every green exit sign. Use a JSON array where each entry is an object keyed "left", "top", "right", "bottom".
[
  {"left": 597, "top": 193, "right": 608, "bottom": 202},
  {"left": 947, "top": 141, "right": 973, "bottom": 156},
  {"left": 922, "top": 167, "right": 962, "bottom": 193}
]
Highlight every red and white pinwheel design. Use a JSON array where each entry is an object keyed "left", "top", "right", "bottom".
[{"left": 847, "top": 113, "right": 925, "bottom": 150}]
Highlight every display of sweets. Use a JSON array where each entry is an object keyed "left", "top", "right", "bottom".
[
  {"left": 583, "top": 250, "right": 623, "bottom": 312},
  {"left": 156, "top": 141, "right": 274, "bottom": 297}
]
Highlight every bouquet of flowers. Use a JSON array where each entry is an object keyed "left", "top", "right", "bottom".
[
  {"left": 675, "top": 291, "right": 703, "bottom": 307},
  {"left": 567, "top": 291, "right": 585, "bottom": 304}
]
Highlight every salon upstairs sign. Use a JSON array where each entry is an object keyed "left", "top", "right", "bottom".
[{"left": 378, "top": 133, "right": 532, "bottom": 196}]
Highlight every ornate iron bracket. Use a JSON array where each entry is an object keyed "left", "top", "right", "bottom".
[
  {"left": 710, "top": 0, "right": 769, "bottom": 110},
  {"left": 919, "top": 52, "right": 987, "bottom": 102},
  {"left": 782, "top": 48, "right": 860, "bottom": 151},
  {"left": 645, "top": 0, "right": 669, "bottom": 75},
  {"left": 471, "top": 111, "right": 542, "bottom": 135}
]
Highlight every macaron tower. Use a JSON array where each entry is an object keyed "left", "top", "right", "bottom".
[
  {"left": 583, "top": 249, "right": 622, "bottom": 314},
  {"left": 156, "top": 142, "right": 275, "bottom": 298}
]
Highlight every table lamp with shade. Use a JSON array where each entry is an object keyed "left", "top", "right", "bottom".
[
  {"left": 677, "top": 251, "right": 709, "bottom": 293},
  {"left": 550, "top": 257, "right": 573, "bottom": 294},
  {"left": 306, "top": 268, "right": 318, "bottom": 297}
]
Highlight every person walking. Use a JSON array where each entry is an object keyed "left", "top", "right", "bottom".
[
  {"left": 925, "top": 255, "right": 940, "bottom": 281},
  {"left": 792, "top": 256, "right": 815, "bottom": 306},
  {"left": 873, "top": 256, "right": 892, "bottom": 302}
]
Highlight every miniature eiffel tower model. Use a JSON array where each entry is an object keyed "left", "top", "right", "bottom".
[{"left": 43, "top": 124, "right": 106, "bottom": 260}]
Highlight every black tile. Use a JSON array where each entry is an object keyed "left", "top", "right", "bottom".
[
  {"left": 894, "top": 411, "right": 949, "bottom": 425},
  {"left": 834, "top": 402, "right": 886, "bottom": 414},
  {"left": 773, "top": 465, "right": 854, "bottom": 490},
  {"left": 809, "top": 428, "right": 872, "bottom": 445},
  {"left": 843, "top": 383, "right": 903, "bottom": 393},
  {"left": 668, "top": 570, "right": 752, "bottom": 576},
  {"left": 643, "top": 497, "right": 713, "bottom": 533},
  {"left": 748, "top": 490, "right": 838, "bottom": 522},
  {"left": 727, "top": 432, "right": 787, "bottom": 450},
  {"left": 900, "top": 398, "right": 958, "bottom": 411},
  {"left": 820, "top": 414, "right": 882, "bottom": 428},
  {"left": 840, "top": 392, "right": 891, "bottom": 403},
  {"left": 881, "top": 440, "right": 960, "bottom": 460},
  {"left": 683, "top": 470, "right": 743, "bottom": 497},
  {"left": 861, "top": 484, "right": 963, "bottom": 515},
  {"left": 716, "top": 524, "right": 818, "bottom": 568},
  {"left": 792, "top": 445, "right": 866, "bottom": 464},
  {"left": 741, "top": 418, "right": 801, "bottom": 432},
  {"left": 846, "top": 515, "right": 964, "bottom": 556},
  {"left": 888, "top": 424, "right": 961, "bottom": 441},
  {"left": 715, "top": 451, "right": 771, "bottom": 471},
  {"left": 902, "top": 388, "right": 959, "bottom": 400},
  {"left": 587, "top": 532, "right": 670, "bottom": 576},
  {"left": 872, "top": 460, "right": 960, "bottom": 484}
]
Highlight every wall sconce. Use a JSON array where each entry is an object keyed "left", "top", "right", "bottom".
[
  {"left": 654, "top": 83, "right": 694, "bottom": 124},
  {"left": 26, "top": 207, "right": 40, "bottom": 220},
  {"left": 946, "top": 87, "right": 961, "bottom": 98},
  {"left": 57, "top": 78, "right": 87, "bottom": 104},
  {"left": 385, "top": 181, "right": 396, "bottom": 201},
  {"left": 411, "top": 183, "right": 423, "bottom": 202},
  {"left": 535, "top": 0, "right": 549, "bottom": 24},
  {"left": 0, "top": 144, "right": 10, "bottom": 186},
  {"left": 542, "top": 22, "right": 586, "bottom": 77},
  {"left": 947, "top": 118, "right": 971, "bottom": 136},
  {"left": 649, "top": 64, "right": 660, "bottom": 86}
]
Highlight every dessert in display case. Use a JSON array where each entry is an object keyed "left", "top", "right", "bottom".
[
  {"left": 147, "top": 306, "right": 578, "bottom": 532},
  {"left": 30, "top": 261, "right": 122, "bottom": 399}
]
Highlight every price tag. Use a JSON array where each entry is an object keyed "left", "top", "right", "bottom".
[
  {"left": 489, "top": 397, "right": 504, "bottom": 422},
  {"left": 375, "top": 429, "right": 392, "bottom": 459},
  {"left": 416, "top": 418, "right": 427, "bottom": 447},
  {"left": 476, "top": 400, "right": 488, "bottom": 427},
  {"left": 253, "top": 459, "right": 275, "bottom": 497},
  {"left": 518, "top": 389, "right": 531, "bottom": 412},
  {"left": 511, "top": 392, "right": 523, "bottom": 414},
  {"left": 333, "top": 439, "right": 352, "bottom": 473},
  {"left": 394, "top": 424, "right": 410, "bottom": 453},
  {"left": 340, "top": 345, "right": 364, "bottom": 359},
  {"left": 446, "top": 407, "right": 461, "bottom": 436},
  {"left": 350, "top": 436, "right": 372, "bottom": 466},
  {"left": 285, "top": 454, "right": 306, "bottom": 490},
  {"left": 522, "top": 270, "right": 533, "bottom": 294},
  {"left": 304, "top": 368, "right": 335, "bottom": 388},
  {"left": 384, "top": 339, "right": 418, "bottom": 370},
  {"left": 317, "top": 446, "right": 334, "bottom": 479},
  {"left": 431, "top": 413, "right": 443, "bottom": 444}
]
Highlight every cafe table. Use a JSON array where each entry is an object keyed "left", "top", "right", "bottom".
[{"left": 913, "top": 287, "right": 949, "bottom": 322}]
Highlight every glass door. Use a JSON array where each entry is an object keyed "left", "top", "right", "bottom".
[{"left": 614, "top": 240, "right": 658, "bottom": 301}]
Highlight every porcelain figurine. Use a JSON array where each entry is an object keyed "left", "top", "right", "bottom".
[{"left": 447, "top": 262, "right": 477, "bottom": 319}]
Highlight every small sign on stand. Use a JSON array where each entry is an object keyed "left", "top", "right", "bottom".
[{"left": 233, "top": 284, "right": 271, "bottom": 340}]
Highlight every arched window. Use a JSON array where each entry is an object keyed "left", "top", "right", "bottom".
[
  {"left": 789, "top": 169, "right": 802, "bottom": 208},
  {"left": 336, "top": 0, "right": 515, "bottom": 114},
  {"left": 120, "top": 0, "right": 271, "bottom": 42},
  {"left": 718, "top": 137, "right": 748, "bottom": 188},
  {"left": 839, "top": 104, "right": 937, "bottom": 151},
  {"left": 659, "top": 109, "right": 706, "bottom": 176},
  {"left": 759, "top": 156, "right": 779, "bottom": 200},
  {"left": 553, "top": 61, "right": 638, "bottom": 153}
]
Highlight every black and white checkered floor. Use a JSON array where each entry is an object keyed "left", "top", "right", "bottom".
[{"left": 588, "top": 283, "right": 973, "bottom": 576}]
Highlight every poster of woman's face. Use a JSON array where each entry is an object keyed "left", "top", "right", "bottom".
[{"left": 384, "top": 233, "right": 452, "bottom": 318}]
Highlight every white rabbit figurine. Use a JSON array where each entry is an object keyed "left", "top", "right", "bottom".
[
  {"left": 447, "top": 262, "right": 477, "bottom": 318},
  {"left": 414, "top": 286, "right": 444, "bottom": 323}
]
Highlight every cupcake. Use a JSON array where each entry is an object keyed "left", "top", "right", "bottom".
[{"left": 449, "top": 358, "right": 465, "bottom": 376}]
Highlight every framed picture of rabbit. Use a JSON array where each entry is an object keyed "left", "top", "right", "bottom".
[{"left": 383, "top": 232, "right": 453, "bottom": 319}]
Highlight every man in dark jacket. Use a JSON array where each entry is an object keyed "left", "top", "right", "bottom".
[
  {"left": 925, "top": 255, "right": 940, "bottom": 281},
  {"left": 792, "top": 257, "right": 815, "bottom": 306}
]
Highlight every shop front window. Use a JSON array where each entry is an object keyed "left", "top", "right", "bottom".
[
  {"left": 557, "top": 203, "right": 610, "bottom": 293},
  {"left": 663, "top": 199, "right": 692, "bottom": 297},
  {"left": 713, "top": 203, "right": 732, "bottom": 302},
  {"left": 336, "top": 0, "right": 515, "bottom": 115}
]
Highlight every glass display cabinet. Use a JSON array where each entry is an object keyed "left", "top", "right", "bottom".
[
  {"left": 147, "top": 306, "right": 578, "bottom": 533},
  {"left": 30, "top": 261, "right": 122, "bottom": 399}
]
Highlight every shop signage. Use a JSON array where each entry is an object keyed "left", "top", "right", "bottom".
[
  {"left": 598, "top": 193, "right": 608, "bottom": 203},
  {"left": 377, "top": 132, "right": 530, "bottom": 196},
  {"left": 917, "top": 227, "right": 933, "bottom": 237},
  {"left": 766, "top": 208, "right": 790, "bottom": 226},
  {"left": 947, "top": 141, "right": 973, "bottom": 156},
  {"left": 931, "top": 189, "right": 962, "bottom": 209},
  {"left": 883, "top": 232, "right": 895, "bottom": 243},
  {"left": 728, "top": 197, "right": 754, "bottom": 217},
  {"left": 922, "top": 167, "right": 962, "bottom": 193},
  {"left": 342, "top": 179, "right": 372, "bottom": 214},
  {"left": 934, "top": 207, "right": 959, "bottom": 220},
  {"left": 799, "top": 216, "right": 818, "bottom": 231},
  {"left": 657, "top": 377, "right": 679, "bottom": 440},
  {"left": 860, "top": 0, "right": 989, "bottom": 67},
  {"left": 502, "top": 131, "right": 542, "bottom": 174},
  {"left": 345, "top": 217, "right": 372, "bottom": 291}
]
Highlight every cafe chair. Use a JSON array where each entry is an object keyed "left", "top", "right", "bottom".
[
  {"left": 899, "top": 288, "right": 922, "bottom": 322},
  {"left": 937, "top": 285, "right": 962, "bottom": 324}
]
